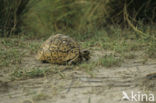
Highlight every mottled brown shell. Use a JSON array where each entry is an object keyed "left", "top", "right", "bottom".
[{"left": 36, "top": 34, "right": 81, "bottom": 64}]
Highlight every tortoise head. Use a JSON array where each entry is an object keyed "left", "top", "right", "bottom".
[{"left": 80, "top": 49, "right": 90, "bottom": 61}]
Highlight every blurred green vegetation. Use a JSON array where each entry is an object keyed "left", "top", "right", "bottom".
[
  {"left": 0, "top": 0, "right": 29, "bottom": 36},
  {"left": 0, "top": 0, "right": 156, "bottom": 37}
]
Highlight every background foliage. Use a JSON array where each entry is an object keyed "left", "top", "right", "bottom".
[
  {"left": 0, "top": 0, "right": 156, "bottom": 37},
  {"left": 0, "top": 0, "right": 29, "bottom": 36}
]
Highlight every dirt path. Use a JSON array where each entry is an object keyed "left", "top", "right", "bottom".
[{"left": 0, "top": 59, "right": 156, "bottom": 103}]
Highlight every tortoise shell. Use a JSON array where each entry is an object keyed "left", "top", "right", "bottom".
[{"left": 36, "top": 34, "right": 89, "bottom": 64}]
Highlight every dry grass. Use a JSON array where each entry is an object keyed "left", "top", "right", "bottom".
[{"left": 0, "top": 25, "right": 155, "bottom": 80}]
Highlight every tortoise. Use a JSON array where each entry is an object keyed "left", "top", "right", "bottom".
[{"left": 36, "top": 34, "right": 90, "bottom": 65}]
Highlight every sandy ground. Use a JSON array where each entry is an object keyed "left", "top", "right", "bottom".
[{"left": 0, "top": 52, "right": 156, "bottom": 103}]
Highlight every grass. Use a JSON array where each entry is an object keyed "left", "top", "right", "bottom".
[
  {"left": 0, "top": 37, "right": 41, "bottom": 67},
  {"left": 123, "top": 53, "right": 136, "bottom": 59},
  {"left": 32, "top": 93, "right": 49, "bottom": 101},
  {"left": 78, "top": 62, "right": 96, "bottom": 76},
  {"left": 0, "top": 48, "right": 23, "bottom": 67},
  {"left": 11, "top": 67, "right": 48, "bottom": 80},
  {"left": 10, "top": 65, "right": 66, "bottom": 80},
  {"left": 146, "top": 42, "right": 156, "bottom": 58},
  {"left": 97, "top": 54, "right": 123, "bottom": 67},
  {"left": 0, "top": 25, "right": 155, "bottom": 80}
]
